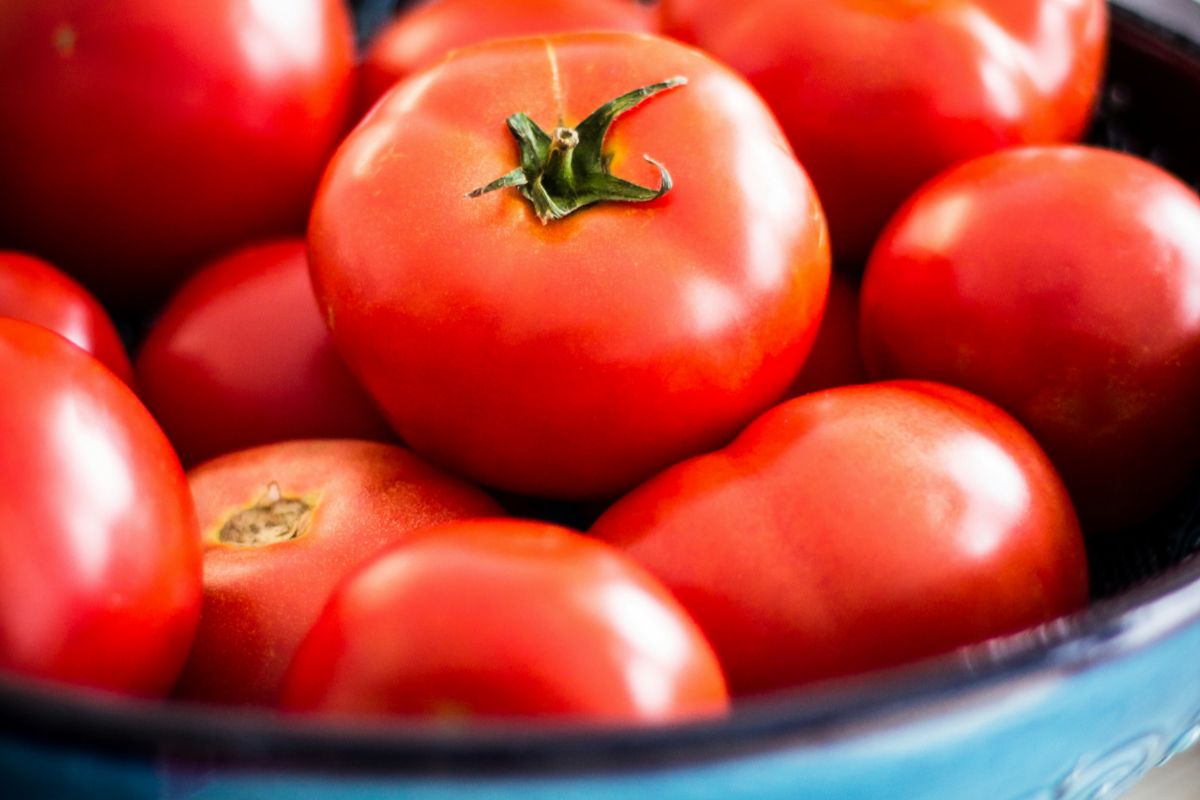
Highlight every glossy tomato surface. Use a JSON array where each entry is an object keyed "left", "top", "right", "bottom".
[
  {"left": 359, "top": 0, "right": 655, "bottom": 112},
  {"left": 310, "top": 32, "right": 830, "bottom": 499},
  {"left": 174, "top": 439, "right": 503, "bottom": 707},
  {"left": 136, "top": 240, "right": 394, "bottom": 467},
  {"left": 0, "top": 250, "right": 133, "bottom": 384},
  {"left": 281, "top": 518, "right": 729, "bottom": 722},
  {"left": 0, "top": 319, "right": 201, "bottom": 696},
  {"left": 591, "top": 381, "right": 1088, "bottom": 696},
  {"left": 661, "top": 0, "right": 1107, "bottom": 264},
  {"left": 0, "top": 0, "right": 355, "bottom": 308},
  {"left": 860, "top": 146, "right": 1200, "bottom": 533}
]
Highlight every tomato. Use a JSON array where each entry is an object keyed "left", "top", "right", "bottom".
[
  {"left": 661, "top": 0, "right": 1107, "bottom": 265},
  {"left": 860, "top": 146, "right": 1200, "bottom": 533},
  {"left": 0, "top": 250, "right": 133, "bottom": 385},
  {"left": 309, "top": 32, "right": 830, "bottom": 499},
  {"left": 590, "top": 381, "right": 1087, "bottom": 696},
  {"left": 0, "top": 319, "right": 201, "bottom": 696},
  {"left": 136, "top": 239, "right": 395, "bottom": 467},
  {"left": 359, "top": 0, "right": 656, "bottom": 113},
  {"left": 0, "top": 0, "right": 355, "bottom": 308},
  {"left": 173, "top": 439, "right": 502, "bottom": 707},
  {"left": 784, "top": 272, "right": 865, "bottom": 398},
  {"left": 280, "top": 518, "right": 729, "bottom": 722}
]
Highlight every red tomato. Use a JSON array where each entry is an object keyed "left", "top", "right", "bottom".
[
  {"left": 0, "top": 250, "right": 133, "bottom": 385},
  {"left": 591, "top": 381, "right": 1087, "bottom": 696},
  {"left": 860, "top": 146, "right": 1200, "bottom": 533},
  {"left": 136, "top": 240, "right": 395, "bottom": 467},
  {"left": 280, "top": 518, "right": 729, "bottom": 722},
  {"left": 309, "top": 32, "right": 830, "bottom": 499},
  {"left": 661, "top": 0, "right": 1107, "bottom": 264},
  {"left": 785, "top": 272, "right": 866, "bottom": 397},
  {"left": 0, "top": 319, "right": 201, "bottom": 696},
  {"left": 173, "top": 439, "right": 503, "bottom": 707},
  {"left": 0, "top": 0, "right": 355, "bottom": 308},
  {"left": 359, "top": 0, "right": 656, "bottom": 112}
]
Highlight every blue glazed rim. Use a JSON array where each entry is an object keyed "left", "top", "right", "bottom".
[{"left": 3, "top": 0, "right": 1200, "bottom": 779}]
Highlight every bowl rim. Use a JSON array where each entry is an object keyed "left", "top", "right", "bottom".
[
  {"left": 3, "top": 0, "right": 1200, "bottom": 779},
  {"left": 5, "top": 550, "right": 1199, "bottom": 778}
]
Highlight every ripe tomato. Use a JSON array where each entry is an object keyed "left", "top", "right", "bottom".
[
  {"left": 359, "top": 0, "right": 655, "bottom": 112},
  {"left": 136, "top": 240, "right": 394, "bottom": 467},
  {"left": 591, "top": 381, "right": 1087, "bottom": 696},
  {"left": 0, "top": 250, "right": 133, "bottom": 385},
  {"left": 280, "top": 518, "right": 729, "bottom": 722},
  {"left": 310, "top": 32, "right": 830, "bottom": 499},
  {"left": 0, "top": 0, "right": 355, "bottom": 308},
  {"left": 661, "top": 0, "right": 1107, "bottom": 264},
  {"left": 784, "top": 272, "right": 865, "bottom": 398},
  {"left": 173, "top": 439, "right": 503, "bottom": 707},
  {"left": 0, "top": 319, "right": 201, "bottom": 696},
  {"left": 860, "top": 146, "right": 1200, "bottom": 533}
]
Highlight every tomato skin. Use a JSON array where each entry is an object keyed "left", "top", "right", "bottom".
[
  {"left": 0, "top": 319, "right": 201, "bottom": 696},
  {"left": 784, "top": 272, "right": 865, "bottom": 398},
  {"left": 0, "top": 0, "right": 354, "bottom": 308},
  {"left": 310, "top": 32, "right": 830, "bottom": 499},
  {"left": 173, "top": 439, "right": 503, "bottom": 707},
  {"left": 661, "top": 0, "right": 1107, "bottom": 264},
  {"left": 0, "top": 250, "right": 133, "bottom": 385},
  {"left": 590, "top": 381, "right": 1087, "bottom": 696},
  {"left": 136, "top": 240, "right": 394, "bottom": 468},
  {"left": 280, "top": 518, "right": 729, "bottom": 722},
  {"left": 860, "top": 146, "right": 1200, "bottom": 532},
  {"left": 359, "top": 0, "right": 655, "bottom": 112}
]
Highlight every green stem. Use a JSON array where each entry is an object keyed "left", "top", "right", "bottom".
[
  {"left": 468, "top": 77, "right": 687, "bottom": 223},
  {"left": 544, "top": 127, "right": 580, "bottom": 195}
]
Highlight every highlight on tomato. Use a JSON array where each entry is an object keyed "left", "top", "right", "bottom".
[
  {"left": 280, "top": 518, "right": 730, "bottom": 722},
  {"left": 591, "top": 381, "right": 1088, "bottom": 696},
  {"left": 309, "top": 31, "right": 831, "bottom": 500},
  {"left": 173, "top": 439, "right": 504, "bottom": 707},
  {"left": 0, "top": 319, "right": 201, "bottom": 696}
]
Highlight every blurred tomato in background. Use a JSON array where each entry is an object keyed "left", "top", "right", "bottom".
[
  {"left": 661, "top": 0, "right": 1108, "bottom": 266},
  {"left": 0, "top": 251, "right": 134, "bottom": 385},
  {"left": 357, "top": 0, "right": 656, "bottom": 113},
  {"left": 136, "top": 239, "right": 395, "bottom": 468},
  {"left": 0, "top": 0, "right": 356, "bottom": 311},
  {"left": 860, "top": 146, "right": 1200, "bottom": 533}
]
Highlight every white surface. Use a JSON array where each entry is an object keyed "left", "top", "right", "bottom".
[{"left": 1124, "top": 745, "right": 1200, "bottom": 798}]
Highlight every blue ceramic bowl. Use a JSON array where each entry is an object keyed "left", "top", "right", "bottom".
[{"left": 4, "top": 2, "right": 1200, "bottom": 798}]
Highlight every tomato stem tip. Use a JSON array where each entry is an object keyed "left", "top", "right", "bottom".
[{"left": 218, "top": 482, "right": 315, "bottom": 546}]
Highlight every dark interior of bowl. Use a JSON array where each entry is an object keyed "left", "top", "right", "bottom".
[
  {"left": 3, "top": 0, "right": 1200, "bottom": 778},
  {"left": 1080, "top": 4, "right": 1200, "bottom": 598}
]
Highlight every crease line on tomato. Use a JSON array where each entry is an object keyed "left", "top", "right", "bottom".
[{"left": 543, "top": 38, "right": 566, "bottom": 128}]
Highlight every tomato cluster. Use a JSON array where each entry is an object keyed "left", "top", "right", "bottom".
[{"left": 2, "top": 0, "right": 1200, "bottom": 725}]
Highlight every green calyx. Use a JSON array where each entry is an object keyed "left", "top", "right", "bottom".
[{"left": 467, "top": 76, "right": 688, "bottom": 223}]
